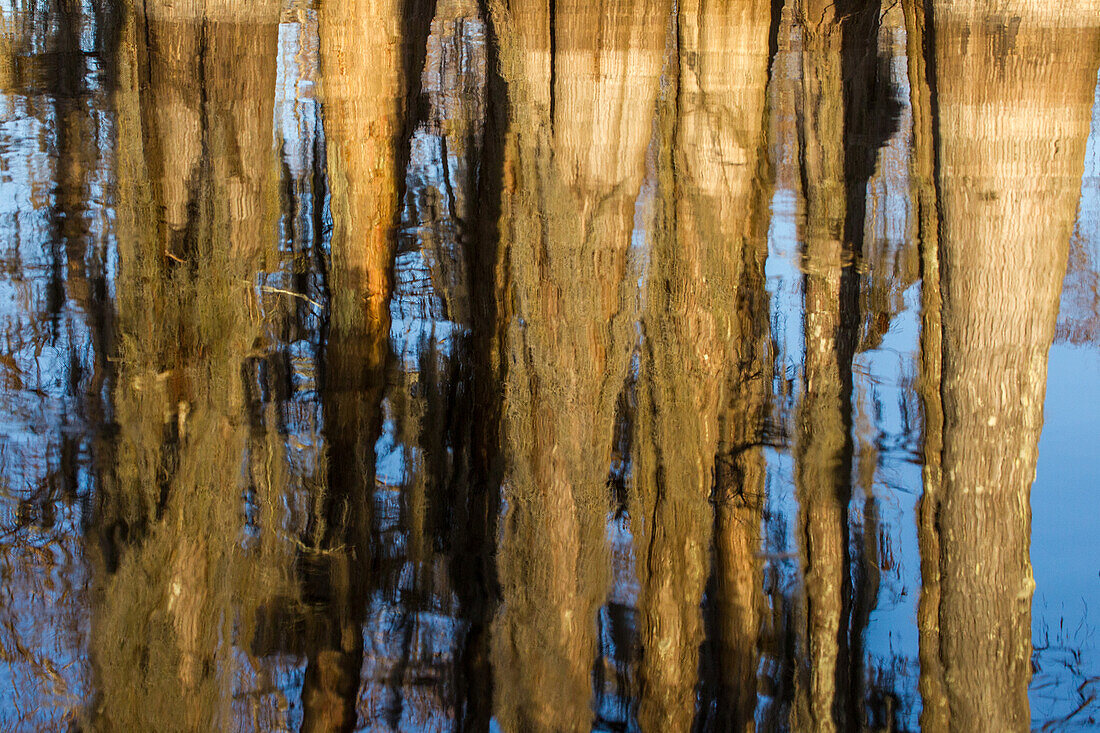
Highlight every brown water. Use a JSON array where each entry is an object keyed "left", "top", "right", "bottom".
[{"left": 1, "top": 0, "right": 1099, "bottom": 730}]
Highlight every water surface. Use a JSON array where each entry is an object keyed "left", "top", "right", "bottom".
[{"left": 0, "top": 0, "right": 1098, "bottom": 730}]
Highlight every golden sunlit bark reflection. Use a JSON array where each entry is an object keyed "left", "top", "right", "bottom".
[
  {"left": 89, "top": 1, "right": 285, "bottom": 729},
  {"left": 487, "top": 0, "right": 668, "bottom": 728},
  {"left": 631, "top": 1, "right": 773, "bottom": 729},
  {"left": 0, "top": 0, "right": 1097, "bottom": 728},
  {"left": 926, "top": 2, "right": 1100, "bottom": 728},
  {"left": 299, "top": 0, "right": 434, "bottom": 728}
]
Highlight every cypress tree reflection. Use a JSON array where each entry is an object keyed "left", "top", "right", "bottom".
[
  {"left": 922, "top": 2, "right": 1100, "bottom": 728},
  {"left": 300, "top": 0, "right": 435, "bottom": 728},
  {"left": 631, "top": 0, "right": 774, "bottom": 729},
  {"left": 487, "top": 0, "right": 669, "bottom": 728},
  {"left": 89, "top": 1, "right": 284, "bottom": 728},
  {"left": 0, "top": 0, "right": 1097, "bottom": 727}
]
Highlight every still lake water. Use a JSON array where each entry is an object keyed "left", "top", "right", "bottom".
[{"left": 0, "top": 0, "right": 1098, "bottom": 730}]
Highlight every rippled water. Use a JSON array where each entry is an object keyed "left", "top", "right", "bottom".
[{"left": 0, "top": 0, "right": 1098, "bottom": 730}]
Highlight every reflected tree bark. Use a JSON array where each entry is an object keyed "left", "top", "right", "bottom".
[
  {"left": 631, "top": 0, "right": 774, "bottom": 729},
  {"left": 705, "top": 6, "right": 778, "bottom": 726},
  {"left": 927, "top": 1, "right": 1100, "bottom": 728},
  {"left": 900, "top": 0, "right": 948, "bottom": 728},
  {"left": 791, "top": 0, "right": 893, "bottom": 729},
  {"left": 449, "top": 3, "right": 510, "bottom": 727},
  {"left": 402, "top": 3, "right": 502, "bottom": 729},
  {"left": 837, "top": 4, "right": 898, "bottom": 726},
  {"left": 89, "top": 1, "right": 283, "bottom": 729},
  {"left": 487, "top": 0, "right": 669, "bottom": 729},
  {"left": 300, "top": 0, "right": 435, "bottom": 729},
  {"left": 791, "top": 2, "right": 852, "bottom": 729},
  {"left": 706, "top": 214, "right": 773, "bottom": 733}
]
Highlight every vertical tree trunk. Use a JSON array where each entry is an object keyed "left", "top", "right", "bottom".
[
  {"left": 791, "top": 3, "right": 849, "bottom": 729},
  {"left": 90, "top": 1, "right": 282, "bottom": 729},
  {"left": 631, "top": 1, "right": 774, "bottom": 729},
  {"left": 300, "top": 1, "right": 435, "bottom": 729},
  {"left": 931, "top": 2, "right": 1100, "bottom": 728},
  {"left": 707, "top": 2, "right": 777, "bottom": 722},
  {"left": 900, "top": 1, "right": 948, "bottom": 728},
  {"left": 488, "top": 0, "right": 669, "bottom": 729}
]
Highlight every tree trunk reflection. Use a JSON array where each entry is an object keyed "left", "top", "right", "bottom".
[
  {"left": 300, "top": 0, "right": 435, "bottom": 729},
  {"left": 631, "top": 1, "right": 774, "bottom": 729},
  {"left": 488, "top": 0, "right": 669, "bottom": 728},
  {"left": 89, "top": 1, "right": 282, "bottom": 729},
  {"left": 791, "top": 0, "right": 896, "bottom": 728},
  {"left": 926, "top": 2, "right": 1100, "bottom": 728}
]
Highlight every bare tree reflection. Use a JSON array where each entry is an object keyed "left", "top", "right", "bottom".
[
  {"left": 298, "top": 0, "right": 435, "bottom": 728},
  {"left": 919, "top": 1, "right": 1100, "bottom": 728},
  {"left": 487, "top": 0, "right": 669, "bottom": 728},
  {"left": 88, "top": 0, "right": 286, "bottom": 728},
  {"left": 630, "top": 0, "right": 775, "bottom": 729},
  {"left": 790, "top": 0, "right": 897, "bottom": 728}
]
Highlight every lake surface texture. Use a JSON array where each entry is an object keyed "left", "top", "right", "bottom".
[{"left": 0, "top": 0, "right": 1098, "bottom": 730}]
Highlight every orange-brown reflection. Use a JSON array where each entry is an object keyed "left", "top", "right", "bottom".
[
  {"left": 921, "top": 2, "right": 1100, "bottom": 728},
  {"left": 900, "top": 0, "right": 949, "bottom": 727},
  {"left": 629, "top": 1, "right": 773, "bottom": 729},
  {"left": 298, "top": 0, "right": 434, "bottom": 728},
  {"left": 88, "top": 0, "right": 286, "bottom": 729},
  {"left": 790, "top": 0, "right": 898, "bottom": 729},
  {"left": 487, "top": 0, "right": 669, "bottom": 728},
  {"left": 790, "top": 2, "right": 854, "bottom": 729}
]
